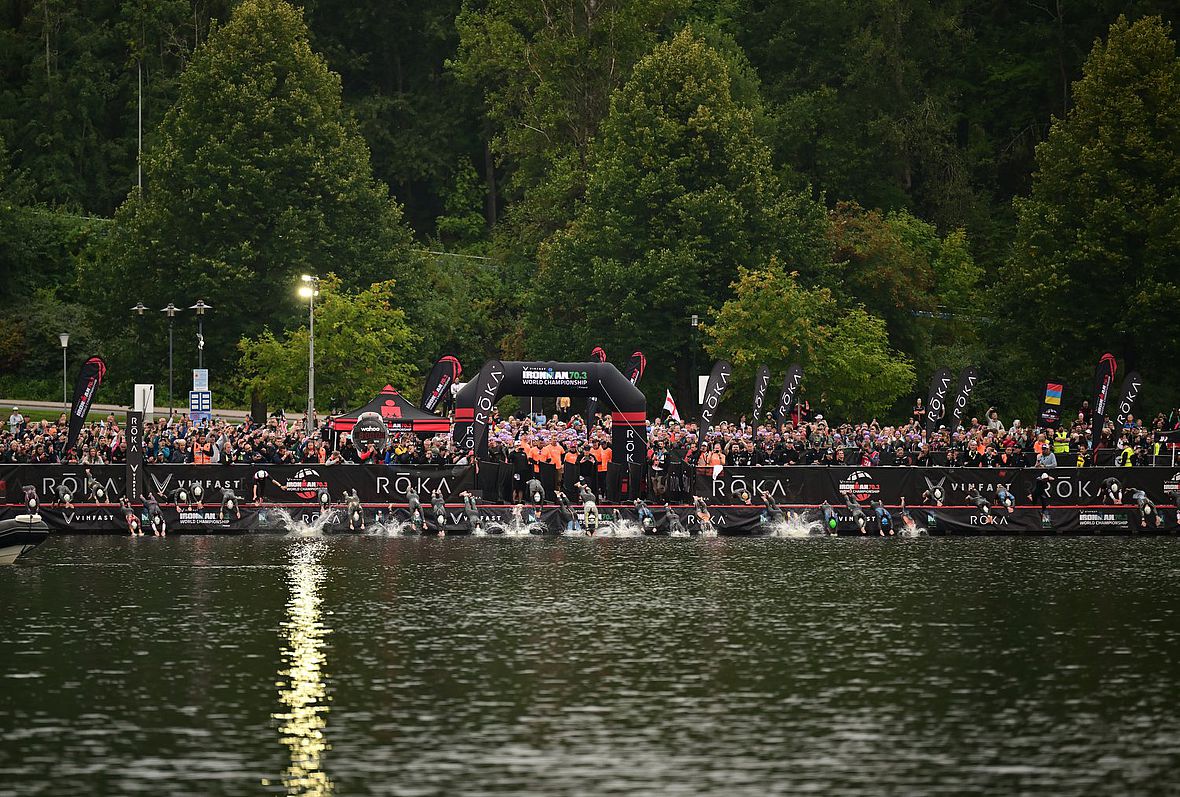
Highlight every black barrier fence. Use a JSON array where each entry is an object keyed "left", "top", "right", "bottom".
[
  {"left": 3, "top": 502, "right": 1176, "bottom": 536},
  {"left": 5, "top": 463, "right": 1180, "bottom": 509}
]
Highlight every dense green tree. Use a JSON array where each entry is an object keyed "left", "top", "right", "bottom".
[
  {"left": 824, "top": 202, "right": 982, "bottom": 381},
  {"left": 1003, "top": 16, "right": 1180, "bottom": 403},
  {"left": 81, "top": 0, "right": 416, "bottom": 394},
  {"left": 236, "top": 275, "right": 418, "bottom": 412},
  {"left": 303, "top": 0, "right": 483, "bottom": 234},
  {"left": 531, "top": 28, "right": 829, "bottom": 399},
  {"left": 704, "top": 261, "right": 915, "bottom": 420},
  {"left": 452, "top": 0, "right": 685, "bottom": 253}
]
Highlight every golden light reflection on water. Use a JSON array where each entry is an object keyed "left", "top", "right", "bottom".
[{"left": 270, "top": 539, "right": 333, "bottom": 796}]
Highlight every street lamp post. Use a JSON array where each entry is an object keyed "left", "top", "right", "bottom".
[
  {"left": 690, "top": 314, "right": 699, "bottom": 411},
  {"left": 59, "top": 333, "right": 69, "bottom": 410},
  {"left": 299, "top": 276, "right": 320, "bottom": 428},
  {"left": 162, "top": 303, "right": 178, "bottom": 415},
  {"left": 190, "top": 300, "right": 212, "bottom": 370},
  {"left": 131, "top": 302, "right": 147, "bottom": 361}
]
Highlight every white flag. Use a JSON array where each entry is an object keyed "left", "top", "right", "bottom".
[{"left": 663, "top": 389, "right": 681, "bottom": 422}]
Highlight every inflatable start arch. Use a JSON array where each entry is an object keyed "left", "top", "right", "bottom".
[{"left": 452, "top": 360, "right": 646, "bottom": 464}]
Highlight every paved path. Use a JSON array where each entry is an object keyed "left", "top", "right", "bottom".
[{"left": 0, "top": 397, "right": 251, "bottom": 420}]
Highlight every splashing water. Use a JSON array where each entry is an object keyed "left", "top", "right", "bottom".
[
  {"left": 367, "top": 520, "right": 419, "bottom": 537},
  {"left": 271, "top": 508, "right": 339, "bottom": 537},
  {"left": 595, "top": 520, "right": 644, "bottom": 538},
  {"left": 765, "top": 514, "right": 823, "bottom": 538},
  {"left": 495, "top": 520, "right": 546, "bottom": 537}
]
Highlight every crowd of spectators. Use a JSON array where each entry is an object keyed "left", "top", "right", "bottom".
[{"left": 3, "top": 398, "right": 1176, "bottom": 470}]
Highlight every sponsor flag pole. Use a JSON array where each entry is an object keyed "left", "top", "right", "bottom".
[
  {"left": 751, "top": 364, "right": 770, "bottom": 421},
  {"left": 64, "top": 356, "right": 107, "bottom": 455},
  {"left": 420, "top": 354, "right": 462, "bottom": 412},
  {"left": 948, "top": 366, "right": 979, "bottom": 433},
  {"left": 584, "top": 346, "right": 608, "bottom": 423},
  {"left": 925, "top": 366, "right": 953, "bottom": 436},
  {"left": 698, "top": 360, "right": 733, "bottom": 441},
  {"left": 775, "top": 363, "right": 804, "bottom": 424},
  {"left": 1089, "top": 353, "right": 1118, "bottom": 448},
  {"left": 1113, "top": 371, "right": 1143, "bottom": 431}
]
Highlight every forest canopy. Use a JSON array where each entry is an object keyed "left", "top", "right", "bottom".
[{"left": 0, "top": 0, "right": 1176, "bottom": 420}]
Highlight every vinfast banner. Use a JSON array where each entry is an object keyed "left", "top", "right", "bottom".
[
  {"left": 1090, "top": 353, "right": 1118, "bottom": 437},
  {"left": 420, "top": 355, "right": 462, "bottom": 412},
  {"left": 751, "top": 364, "right": 771, "bottom": 421},
  {"left": 926, "top": 367, "right": 953, "bottom": 435},
  {"left": 692, "top": 466, "right": 1180, "bottom": 508},
  {"left": 1, "top": 464, "right": 476, "bottom": 505},
  {"left": 698, "top": 360, "right": 733, "bottom": 440},
  {"left": 1038, "top": 380, "right": 1066, "bottom": 428},
  {"left": 775, "top": 363, "right": 804, "bottom": 423},
  {"left": 948, "top": 366, "right": 979, "bottom": 432},
  {"left": 64, "top": 356, "right": 107, "bottom": 454}
]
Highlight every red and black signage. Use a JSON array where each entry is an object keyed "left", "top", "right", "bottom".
[
  {"left": 584, "top": 346, "right": 608, "bottom": 423},
  {"left": 1090, "top": 353, "right": 1118, "bottom": 440},
  {"left": 64, "top": 356, "right": 107, "bottom": 455},
  {"left": 624, "top": 350, "right": 647, "bottom": 385},
  {"left": 420, "top": 355, "right": 462, "bottom": 412}
]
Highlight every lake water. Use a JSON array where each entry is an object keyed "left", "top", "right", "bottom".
[{"left": 2, "top": 535, "right": 1179, "bottom": 796}]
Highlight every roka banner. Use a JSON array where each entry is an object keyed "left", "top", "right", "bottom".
[
  {"left": 775, "top": 363, "right": 804, "bottom": 422},
  {"left": 1090, "top": 353, "right": 1118, "bottom": 439},
  {"left": 698, "top": 360, "right": 733, "bottom": 441},
  {"left": 751, "top": 364, "right": 771, "bottom": 421},
  {"left": 948, "top": 366, "right": 979, "bottom": 432},
  {"left": 64, "top": 356, "right": 107, "bottom": 455},
  {"left": 1038, "top": 379, "right": 1066, "bottom": 428},
  {"left": 1113, "top": 371, "right": 1143, "bottom": 430},
  {"left": 469, "top": 359, "right": 504, "bottom": 458},
  {"left": 926, "top": 366, "right": 953, "bottom": 435},
  {"left": 420, "top": 355, "right": 462, "bottom": 412},
  {"left": 125, "top": 411, "right": 144, "bottom": 502}
]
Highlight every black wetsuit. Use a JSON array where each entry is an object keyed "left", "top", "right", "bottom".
[
  {"left": 556, "top": 494, "right": 577, "bottom": 530},
  {"left": 431, "top": 493, "right": 447, "bottom": 530},
  {"left": 463, "top": 494, "right": 480, "bottom": 531},
  {"left": 762, "top": 495, "right": 785, "bottom": 525}
]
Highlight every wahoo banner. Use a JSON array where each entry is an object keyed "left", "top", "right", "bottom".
[
  {"left": 469, "top": 359, "right": 504, "bottom": 458},
  {"left": 584, "top": 346, "right": 608, "bottom": 422},
  {"left": 751, "top": 364, "right": 771, "bottom": 421},
  {"left": 926, "top": 366, "right": 953, "bottom": 435},
  {"left": 1089, "top": 353, "right": 1118, "bottom": 439},
  {"left": 1113, "top": 371, "right": 1143, "bottom": 429},
  {"left": 775, "top": 363, "right": 804, "bottom": 422},
  {"left": 624, "top": 351, "right": 647, "bottom": 385},
  {"left": 420, "top": 354, "right": 462, "bottom": 412},
  {"left": 64, "top": 356, "right": 107, "bottom": 455},
  {"left": 1037, "top": 380, "right": 1066, "bottom": 428},
  {"left": 948, "top": 366, "right": 979, "bottom": 432},
  {"left": 698, "top": 360, "right": 733, "bottom": 441}
]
